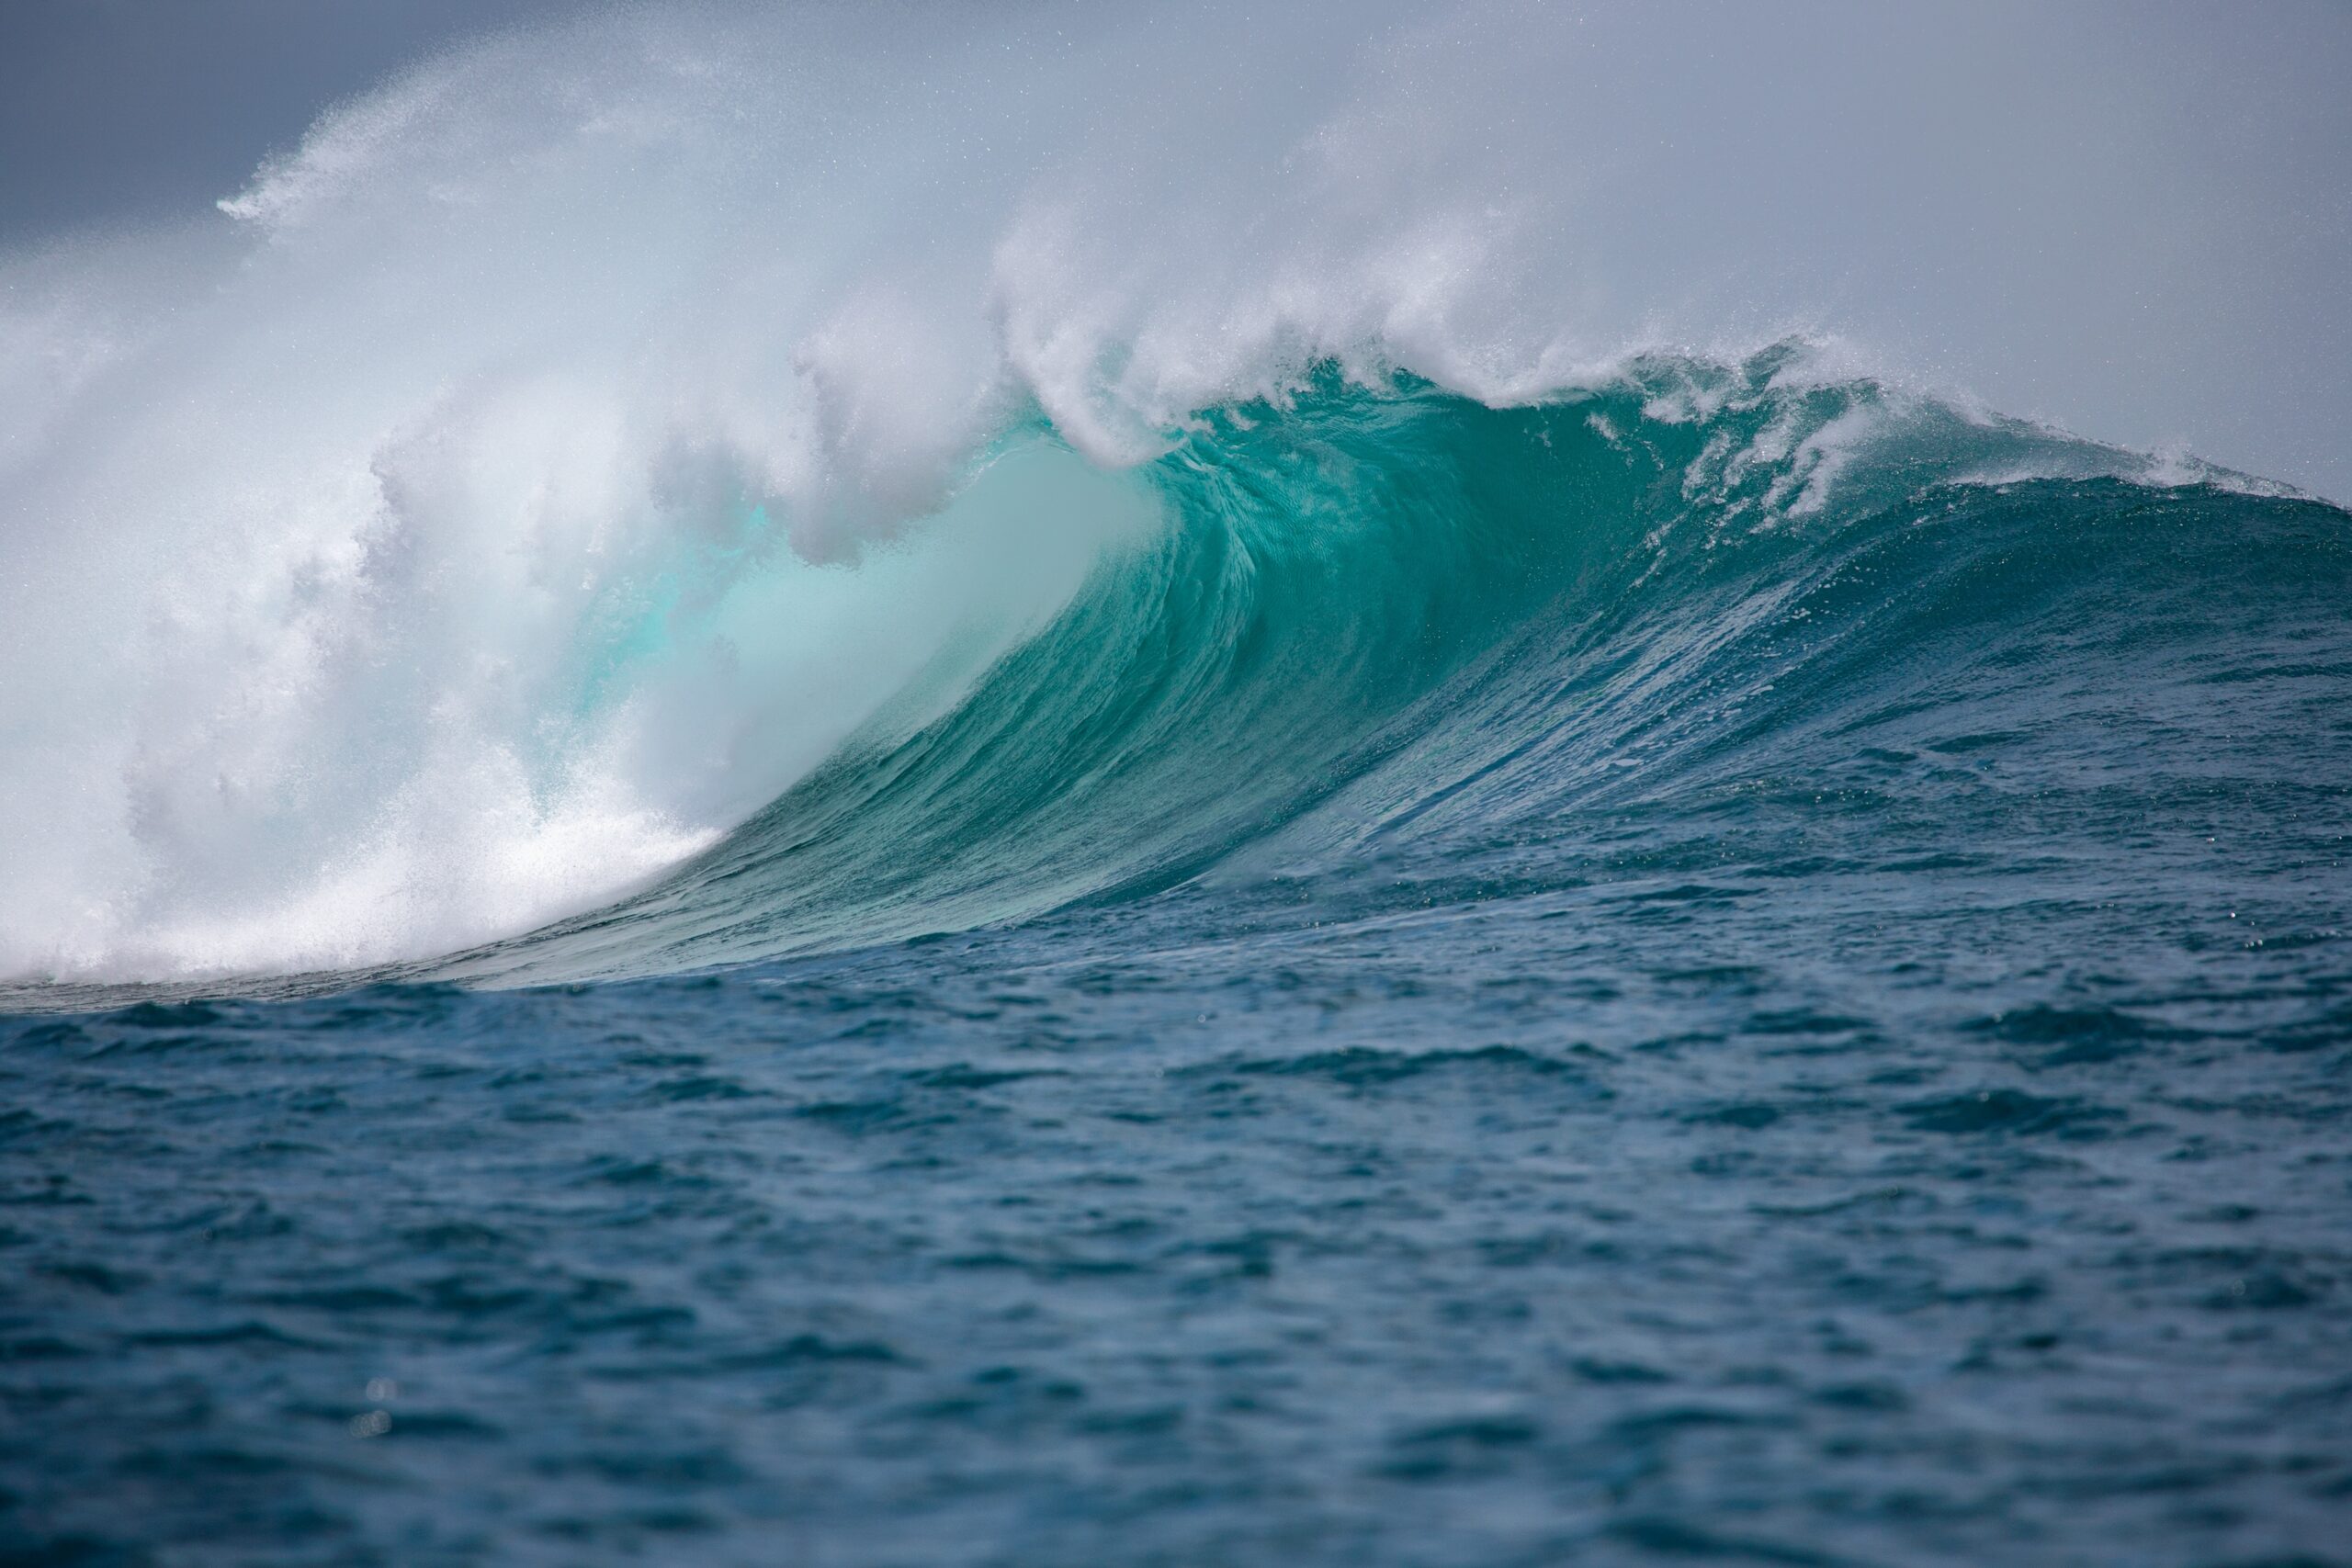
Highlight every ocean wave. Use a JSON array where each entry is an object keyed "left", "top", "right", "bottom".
[
  {"left": 6, "top": 335, "right": 2341, "bottom": 1004},
  {"left": 0, "top": 3, "right": 2341, "bottom": 993}
]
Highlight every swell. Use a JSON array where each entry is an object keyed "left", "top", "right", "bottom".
[
  {"left": 417, "top": 351, "right": 2351, "bottom": 988},
  {"left": 6, "top": 345, "right": 2343, "bottom": 1010}
]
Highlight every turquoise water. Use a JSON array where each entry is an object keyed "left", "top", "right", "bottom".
[{"left": 4, "top": 353, "right": 2350, "bottom": 1563}]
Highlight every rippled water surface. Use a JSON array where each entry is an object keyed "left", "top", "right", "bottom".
[{"left": 9, "top": 747, "right": 2352, "bottom": 1563}]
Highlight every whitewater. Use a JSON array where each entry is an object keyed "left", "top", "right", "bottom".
[{"left": 2, "top": 5, "right": 2348, "bottom": 1565}]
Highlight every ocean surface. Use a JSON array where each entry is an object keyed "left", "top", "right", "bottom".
[{"left": 5, "top": 353, "right": 2350, "bottom": 1565}]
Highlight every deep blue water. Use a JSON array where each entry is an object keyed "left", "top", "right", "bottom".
[{"left": 5, "top": 362, "right": 2350, "bottom": 1565}]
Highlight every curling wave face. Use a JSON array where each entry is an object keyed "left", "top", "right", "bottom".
[
  {"left": 6, "top": 332, "right": 2342, "bottom": 1004},
  {"left": 0, "top": 1, "right": 2341, "bottom": 994},
  {"left": 429, "top": 352, "right": 2346, "bottom": 988}
]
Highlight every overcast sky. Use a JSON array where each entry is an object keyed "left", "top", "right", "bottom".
[{"left": 0, "top": 0, "right": 593, "bottom": 240}]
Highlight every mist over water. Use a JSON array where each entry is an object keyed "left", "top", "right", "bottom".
[{"left": 2, "top": 6, "right": 2349, "bottom": 1565}]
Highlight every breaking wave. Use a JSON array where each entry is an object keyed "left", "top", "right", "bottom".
[{"left": 0, "top": 2, "right": 2339, "bottom": 996}]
